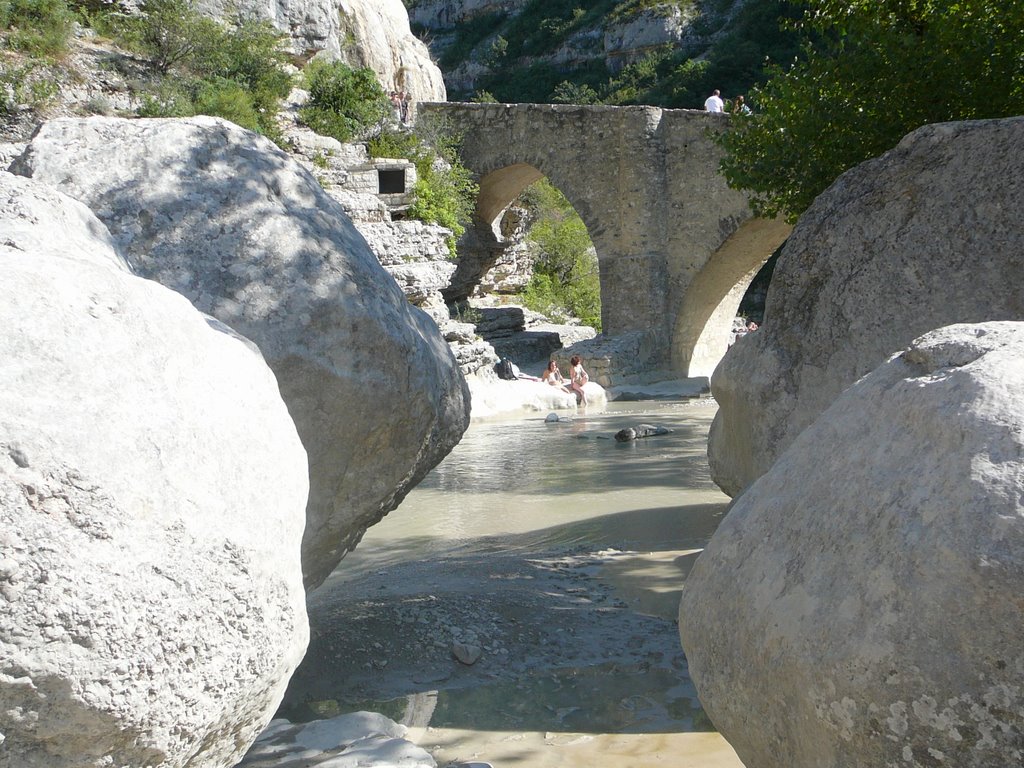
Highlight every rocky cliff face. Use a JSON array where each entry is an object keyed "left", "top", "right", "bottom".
[
  {"left": 195, "top": 0, "right": 446, "bottom": 102},
  {"left": 408, "top": 0, "right": 717, "bottom": 96},
  {"left": 337, "top": 0, "right": 447, "bottom": 102}
]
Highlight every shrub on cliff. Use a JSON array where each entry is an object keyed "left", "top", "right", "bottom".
[
  {"left": 300, "top": 60, "right": 389, "bottom": 143},
  {"left": 0, "top": 0, "right": 75, "bottom": 56},
  {"left": 108, "top": 0, "right": 292, "bottom": 139},
  {"left": 369, "top": 124, "right": 477, "bottom": 259}
]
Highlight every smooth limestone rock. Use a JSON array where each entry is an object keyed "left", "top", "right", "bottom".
[
  {"left": 708, "top": 117, "right": 1024, "bottom": 497},
  {"left": 681, "top": 322, "right": 1024, "bottom": 768},
  {"left": 0, "top": 242, "right": 309, "bottom": 765},
  {"left": 0, "top": 171, "right": 129, "bottom": 271},
  {"left": 10, "top": 116, "right": 470, "bottom": 590},
  {"left": 238, "top": 713, "right": 435, "bottom": 768}
]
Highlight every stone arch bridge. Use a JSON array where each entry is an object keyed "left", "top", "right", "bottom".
[{"left": 416, "top": 101, "right": 791, "bottom": 381}]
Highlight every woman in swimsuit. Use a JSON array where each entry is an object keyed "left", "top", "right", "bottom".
[
  {"left": 542, "top": 360, "right": 570, "bottom": 394},
  {"left": 569, "top": 354, "right": 589, "bottom": 405}
]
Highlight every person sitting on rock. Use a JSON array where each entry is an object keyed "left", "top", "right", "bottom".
[
  {"left": 542, "top": 360, "right": 570, "bottom": 394},
  {"left": 569, "top": 354, "right": 589, "bottom": 405}
]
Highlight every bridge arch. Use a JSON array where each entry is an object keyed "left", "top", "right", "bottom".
[
  {"left": 420, "top": 101, "right": 790, "bottom": 382},
  {"left": 674, "top": 217, "right": 792, "bottom": 377}
]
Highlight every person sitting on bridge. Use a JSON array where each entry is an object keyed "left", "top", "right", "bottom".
[
  {"left": 704, "top": 89, "right": 725, "bottom": 113},
  {"left": 569, "top": 354, "right": 590, "bottom": 406}
]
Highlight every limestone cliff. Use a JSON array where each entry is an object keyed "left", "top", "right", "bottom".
[
  {"left": 194, "top": 0, "right": 446, "bottom": 102},
  {"left": 338, "top": 0, "right": 447, "bottom": 103}
]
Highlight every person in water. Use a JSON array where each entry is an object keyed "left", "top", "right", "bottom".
[
  {"left": 542, "top": 360, "right": 571, "bottom": 394},
  {"left": 569, "top": 354, "right": 589, "bottom": 405}
]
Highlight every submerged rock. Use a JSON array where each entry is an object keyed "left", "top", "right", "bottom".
[
  {"left": 452, "top": 641, "right": 482, "bottom": 666},
  {"left": 708, "top": 117, "right": 1024, "bottom": 497},
  {"left": 681, "top": 322, "right": 1024, "bottom": 768},
  {"left": 614, "top": 424, "right": 672, "bottom": 442},
  {"left": 0, "top": 184, "right": 308, "bottom": 767},
  {"left": 10, "top": 116, "right": 470, "bottom": 589}
]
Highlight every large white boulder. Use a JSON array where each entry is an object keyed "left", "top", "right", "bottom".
[
  {"left": 680, "top": 322, "right": 1024, "bottom": 768},
  {"left": 10, "top": 116, "right": 470, "bottom": 589},
  {"left": 0, "top": 199, "right": 309, "bottom": 766},
  {"left": 0, "top": 171, "right": 129, "bottom": 271},
  {"left": 707, "top": 117, "right": 1024, "bottom": 497}
]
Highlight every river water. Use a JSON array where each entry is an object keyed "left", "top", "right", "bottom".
[{"left": 281, "top": 400, "right": 743, "bottom": 767}]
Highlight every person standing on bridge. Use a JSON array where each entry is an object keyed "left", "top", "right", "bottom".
[{"left": 704, "top": 89, "right": 725, "bottom": 113}]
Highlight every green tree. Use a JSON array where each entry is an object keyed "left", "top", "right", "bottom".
[
  {"left": 719, "top": 0, "right": 1024, "bottom": 221},
  {"left": 484, "top": 34, "right": 507, "bottom": 68},
  {"left": 300, "top": 60, "right": 389, "bottom": 142},
  {"left": 551, "top": 80, "right": 599, "bottom": 104},
  {"left": 119, "top": 0, "right": 224, "bottom": 73},
  {"left": 191, "top": 14, "right": 293, "bottom": 120},
  {"left": 105, "top": 0, "right": 291, "bottom": 138},
  {"left": 519, "top": 179, "right": 602, "bottom": 330}
]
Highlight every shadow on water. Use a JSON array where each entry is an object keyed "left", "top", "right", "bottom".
[{"left": 321, "top": 500, "right": 729, "bottom": 580}]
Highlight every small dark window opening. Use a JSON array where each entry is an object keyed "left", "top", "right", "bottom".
[{"left": 378, "top": 169, "right": 405, "bottom": 194}]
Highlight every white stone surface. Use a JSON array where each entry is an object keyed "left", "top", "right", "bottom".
[
  {"left": 0, "top": 171, "right": 129, "bottom": 271},
  {"left": 10, "top": 116, "right": 470, "bottom": 590},
  {"left": 0, "top": 239, "right": 308, "bottom": 766},
  {"left": 0, "top": 142, "right": 26, "bottom": 169},
  {"left": 681, "top": 322, "right": 1024, "bottom": 768},
  {"left": 357, "top": 219, "right": 453, "bottom": 267},
  {"left": 466, "top": 375, "right": 606, "bottom": 419},
  {"left": 325, "top": 188, "right": 390, "bottom": 223},
  {"left": 238, "top": 712, "right": 435, "bottom": 767},
  {"left": 708, "top": 117, "right": 1024, "bottom": 497}
]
